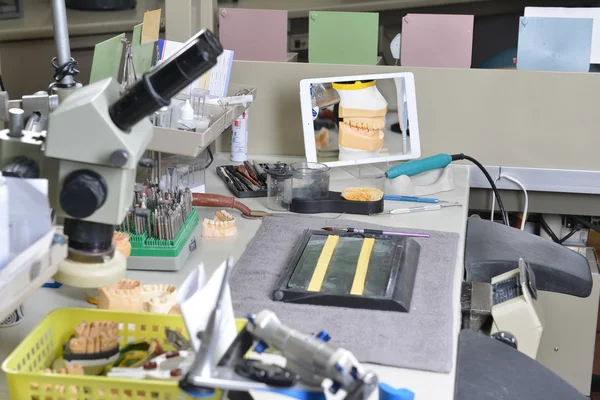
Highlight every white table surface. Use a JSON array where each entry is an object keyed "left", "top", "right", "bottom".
[{"left": 0, "top": 153, "right": 470, "bottom": 400}]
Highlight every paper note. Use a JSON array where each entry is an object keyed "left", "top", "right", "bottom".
[
  {"left": 177, "top": 262, "right": 237, "bottom": 359},
  {"left": 400, "top": 14, "right": 474, "bottom": 68},
  {"left": 142, "top": 9, "right": 161, "bottom": 45},
  {"left": 525, "top": 7, "right": 600, "bottom": 63},
  {"left": 517, "top": 17, "right": 593, "bottom": 73},
  {"left": 132, "top": 23, "right": 155, "bottom": 76},
  {"left": 308, "top": 11, "right": 379, "bottom": 65},
  {"left": 89, "top": 34, "right": 125, "bottom": 83},
  {"left": 192, "top": 50, "right": 235, "bottom": 98},
  {"left": 157, "top": 39, "right": 183, "bottom": 62},
  {"left": 219, "top": 8, "right": 288, "bottom": 62}
]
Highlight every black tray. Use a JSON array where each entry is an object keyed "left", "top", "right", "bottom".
[
  {"left": 272, "top": 230, "right": 421, "bottom": 312},
  {"left": 290, "top": 191, "right": 384, "bottom": 215}
]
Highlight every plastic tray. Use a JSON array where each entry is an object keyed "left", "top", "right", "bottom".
[
  {"left": 215, "top": 163, "right": 288, "bottom": 199},
  {"left": 148, "top": 84, "right": 256, "bottom": 158},
  {"left": 2, "top": 308, "right": 246, "bottom": 400}
]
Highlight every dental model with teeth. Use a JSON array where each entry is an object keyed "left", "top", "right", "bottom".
[
  {"left": 333, "top": 80, "right": 388, "bottom": 161},
  {"left": 202, "top": 210, "right": 237, "bottom": 238},
  {"left": 98, "top": 279, "right": 179, "bottom": 314},
  {"left": 97, "top": 279, "right": 144, "bottom": 312},
  {"left": 141, "top": 284, "right": 178, "bottom": 314},
  {"left": 69, "top": 321, "right": 119, "bottom": 355}
]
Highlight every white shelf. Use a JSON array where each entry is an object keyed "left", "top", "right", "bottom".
[{"left": 148, "top": 84, "right": 256, "bottom": 157}]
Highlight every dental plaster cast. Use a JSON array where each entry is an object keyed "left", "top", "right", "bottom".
[
  {"left": 202, "top": 210, "right": 237, "bottom": 237},
  {"left": 85, "top": 232, "right": 131, "bottom": 306},
  {"left": 334, "top": 80, "right": 388, "bottom": 161},
  {"left": 68, "top": 321, "right": 119, "bottom": 355},
  {"left": 97, "top": 279, "right": 179, "bottom": 314},
  {"left": 140, "top": 284, "right": 178, "bottom": 314},
  {"left": 97, "top": 279, "right": 144, "bottom": 312},
  {"left": 30, "top": 365, "right": 84, "bottom": 395},
  {"left": 113, "top": 231, "right": 131, "bottom": 258}
]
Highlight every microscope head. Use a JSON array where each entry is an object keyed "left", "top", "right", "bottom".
[
  {"left": 45, "top": 77, "right": 151, "bottom": 225},
  {"left": 48, "top": 29, "right": 223, "bottom": 287}
]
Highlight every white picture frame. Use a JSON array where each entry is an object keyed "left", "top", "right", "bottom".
[{"left": 299, "top": 72, "right": 421, "bottom": 168}]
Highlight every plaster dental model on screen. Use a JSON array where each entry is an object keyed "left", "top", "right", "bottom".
[{"left": 334, "top": 80, "right": 388, "bottom": 161}]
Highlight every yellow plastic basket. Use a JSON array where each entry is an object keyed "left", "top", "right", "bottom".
[{"left": 2, "top": 308, "right": 247, "bottom": 400}]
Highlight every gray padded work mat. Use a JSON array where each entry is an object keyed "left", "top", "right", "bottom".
[{"left": 229, "top": 215, "right": 460, "bottom": 373}]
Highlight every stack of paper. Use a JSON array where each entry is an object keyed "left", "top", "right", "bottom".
[{"left": 157, "top": 40, "right": 234, "bottom": 99}]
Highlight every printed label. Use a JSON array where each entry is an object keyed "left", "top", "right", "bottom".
[{"left": 189, "top": 237, "right": 197, "bottom": 253}]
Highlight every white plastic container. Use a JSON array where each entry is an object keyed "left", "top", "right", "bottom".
[
  {"left": 230, "top": 111, "right": 248, "bottom": 162},
  {"left": 190, "top": 88, "right": 210, "bottom": 133},
  {"left": 177, "top": 100, "right": 196, "bottom": 132}
]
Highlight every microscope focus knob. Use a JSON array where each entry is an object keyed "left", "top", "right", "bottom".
[{"left": 60, "top": 170, "right": 108, "bottom": 219}]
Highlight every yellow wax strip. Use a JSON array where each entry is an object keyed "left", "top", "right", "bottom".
[
  {"left": 307, "top": 235, "right": 340, "bottom": 292},
  {"left": 350, "top": 238, "right": 375, "bottom": 295}
]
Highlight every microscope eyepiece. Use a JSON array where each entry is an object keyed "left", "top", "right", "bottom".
[{"left": 109, "top": 29, "right": 223, "bottom": 131}]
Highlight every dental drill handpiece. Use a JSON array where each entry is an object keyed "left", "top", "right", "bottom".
[{"left": 246, "top": 310, "right": 379, "bottom": 400}]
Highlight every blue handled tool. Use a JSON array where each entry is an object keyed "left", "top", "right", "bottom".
[
  {"left": 383, "top": 195, "right": 440, "bottom": 203},
  {"left": 385, "top": 153, "right": 453, "bottom": 179}
]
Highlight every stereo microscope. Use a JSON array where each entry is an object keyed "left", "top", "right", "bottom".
[{"left": 0, "top": 29, "right": 224, "bottom": 288}]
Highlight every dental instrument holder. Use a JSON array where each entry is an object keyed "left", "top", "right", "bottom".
[
  {"left": 180, "top": 259, "right": 380, "bottom": 400},
  {"left": 266, "top": 165, "right": 292, "bottom": 210},
  {"left": 384, "top": 165, "right": 455, "bottom": 197},
  {"left": 216, "top": 162, "right": 289, "bottom": 199},
  {"left": 347, "top": 154, "right": 455, "bottom": 196},
  {"left": 148, "top": 84, "right": 256, "bottom": 158}
]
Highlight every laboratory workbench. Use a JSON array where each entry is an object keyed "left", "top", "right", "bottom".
[{"left": 0, "top": 153, "right": 471, "bottom": 400}]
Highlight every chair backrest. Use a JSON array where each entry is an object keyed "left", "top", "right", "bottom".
[
  {"left": 456, "top": 329, "right": 586, "bottom": 400},
  {"left": 465, "top": 216, "right": 592, "bottom": 298}
]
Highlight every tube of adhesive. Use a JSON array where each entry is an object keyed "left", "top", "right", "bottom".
[{"left": 230, "top": 111, "right": 248, "bottom": 162}]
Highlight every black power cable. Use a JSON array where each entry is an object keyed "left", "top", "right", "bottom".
[
  {"left": 0, "top": 72, "right": 5, "bottom": 91},
  {"left": 570, "top": 215, "right": 600, "bottom": 234},
  {"left": 539, "top": 214, "right": 585, "bottom": 244},
  {"left": 539, "top": 214, "right": 560, "bottom": 243},
  {"left": 204, "top": 146, "right": 214, "bottom": 169},
  {"left": 558, "top": 224, "right": 582, "bottom": 244},
  {"left": 451, "top": 153, "right": 509, "bottom": 226}
]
